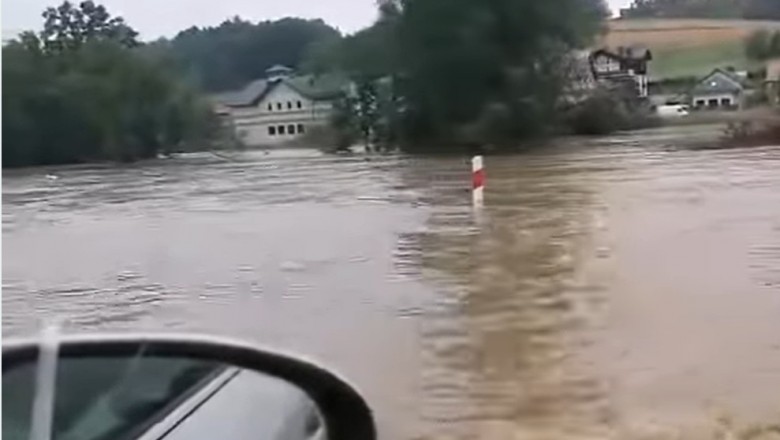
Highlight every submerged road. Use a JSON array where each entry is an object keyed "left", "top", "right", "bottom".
[{"left": 5, "top": 126, "right": 780, "bottom": 439}]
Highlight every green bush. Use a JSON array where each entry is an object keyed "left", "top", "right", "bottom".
[
  {"left": 744, "top": 29, "right": 780, "bottom": 61},
  {"left": 564, "top": 91, "right": 629, "bottom": 135},
  {"left": 563, "top": 88, "right": 660, "bottom": 135}
]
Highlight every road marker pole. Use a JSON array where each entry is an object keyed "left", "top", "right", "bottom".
[{"left": 472, "top": 156, "right": 485, "bottom": 208}]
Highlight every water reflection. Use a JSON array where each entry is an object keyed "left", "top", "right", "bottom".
[{"left": 403, "top": 155, "right": 612, "bottom": 439}]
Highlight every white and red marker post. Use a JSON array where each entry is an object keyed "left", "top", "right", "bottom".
[{"left": 472, "top": 155, "right": 485, "bottom": 208}]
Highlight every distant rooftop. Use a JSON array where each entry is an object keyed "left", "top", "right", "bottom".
[
  {"left": 594, "top": 46, "right": 653, "bottom": 61},
  {"left": 211, "top": 71, "right": 349, "bottom": 108},
  {"left": 691, "top": 68, "right": 744, "bottom": 95},
  {"left": 266, "top": 64, "right": 294, "bottom": 73}
]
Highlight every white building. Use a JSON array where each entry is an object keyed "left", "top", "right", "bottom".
[
  {"left": 689, "top": 69, "right": 744, "bottom": 110},
  {"left": 214, "top": 65, "right": 350, "bottom": 146}
]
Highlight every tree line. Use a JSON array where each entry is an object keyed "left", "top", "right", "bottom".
[
  {"left": 159, "top": 18, "right": 341, "bottom": 92},
  {"left": 621, "top": 0, "right": 780, "bottom": 20},
  {"left": 5, "top": 0, "right": 641, "bottom": 164}
]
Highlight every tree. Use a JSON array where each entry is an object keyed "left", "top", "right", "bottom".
[
  {"left": 745, "top": 30, "right": 780, "bottom": 61},
  {"left": 329, "top": 97, "right": 360, "bottom": 152},
  {"left": 621, "top": 0, "right": 780, "bottom": 19},
  {"left": 2, "top": 2, "right": 217, "bottom": 167},
  {"left": 40, "top": 1, "right": 138, "bottom": 53},
  {"left": 299, "top": 13, "right": 400, "bottom": 80},
  {"left": 746, "top": 30, "right": 772, "bottom": 60},
  {"left": 390, "top": 0, "right": 607, "bottom": 147},
  {"left": 314, "top": 0, "right": 609, "bottom": 150},
  {"left": 743, "top": 0, "right": 780, "bottom": 20}
]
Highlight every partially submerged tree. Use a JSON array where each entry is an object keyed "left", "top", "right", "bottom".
[
  {"left": 314, "top": 0, "right": 609, "bottom": 151},
  {"left": 3, "top": 1, "right": 218, "bottom": 167},
  {"left": 391, "top": 0, "right": 608, "bottom": 148}
]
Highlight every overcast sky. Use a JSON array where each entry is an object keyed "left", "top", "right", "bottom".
[{"left": 2, "top": 0, "right": 632, "bottom": 41}]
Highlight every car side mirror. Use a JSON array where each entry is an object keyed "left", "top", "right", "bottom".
[{"left": 3, "top": 333, "right": 376, "bottom": 440}]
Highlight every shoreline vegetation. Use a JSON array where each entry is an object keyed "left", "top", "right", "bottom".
[
  {"left": 2, "top": 2, "right": 228, "bottom": 168},
  {"left": 4, "top": 1, "right": 780, "bottom": 169},
  {"left": 1, "top": 0, "right": 632, "bottom": 167}
]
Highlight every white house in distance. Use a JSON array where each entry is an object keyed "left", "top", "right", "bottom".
[
  {"left": 689, "top": 68, "right": 745, "bottom": 110},
  {"left": 214, "top": 65, "right": 350, "bottom": 146}
]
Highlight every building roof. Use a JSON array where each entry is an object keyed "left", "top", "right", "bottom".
[
  {"left": 285, "top": 74, "right": 349, "bottom": 100},
  {"left": 592, "top": 46, "right": 653, "bottom": 61},
  {"left": 211, "top": 73, "right": 350, "bottom": 108},
  {"left": 266, "top": 64, "right": 293, "bottom": 73},
  {"left": 212, "top": 78, "right": 270, "bottom": 107},
  {"left": 690, "top": 69, "right": 744, "bottom": 96}
]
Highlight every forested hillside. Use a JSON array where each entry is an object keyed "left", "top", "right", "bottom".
[
  {"left": 160, "top": 18, "right": 341, "bottom": 92},
  {"left": 621, "top": 0, "right": 780, "bottom": 20}
]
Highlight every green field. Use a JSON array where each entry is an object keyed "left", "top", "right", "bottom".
[
  {"left": 604, "top": 19, "right": 780, "bottom": 80},
  {"left": 650, "top": 40, "right": 760, "bottom": 79}
]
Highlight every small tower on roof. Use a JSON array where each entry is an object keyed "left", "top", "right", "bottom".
[{"left": 266, "top": 64, "right": 294, "bottom": 82}]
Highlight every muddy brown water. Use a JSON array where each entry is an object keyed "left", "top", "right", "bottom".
[{"left": 4, "top": 126, "right": 780, "bottom": 439}]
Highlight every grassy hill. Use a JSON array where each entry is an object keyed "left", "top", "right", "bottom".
[{"left": 602, "top": 19, "right": 780, "bottom": 80}]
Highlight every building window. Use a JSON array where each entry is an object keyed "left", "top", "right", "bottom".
[
  {"left": 297, "top": 124, "right": 305, "bottom": 134},
  {"left": 268, "top": 126, "right": 276, "bottom": 136},
  {"left": 287, "top": 124, "right": 295, "bottom": 134},
  {"left": 296, "top": 101, "right": 302, "bottom": 109},
  {"left": 595, "top": 56, "right": 619, "bottom": 73},
  {"left": 278, "top": 125, "right": 286, "bottom": 135},
  {"left": 267, "top": 103, "right": 273, "bottom": 111},
  {"left": 721, "top": 98, "right": 732, "bottom": 106},
  {"left": 708, "top": 99, "right": 718, "bottom": 107},
  {"left": 287, "top": 101, "right": 292, "bottom": 109},
  {"left": 695, "top": 100, "right": 706, "bottom": 107},
  {"left": 276, "top": 102, "right": 282, "bottom": 110}
]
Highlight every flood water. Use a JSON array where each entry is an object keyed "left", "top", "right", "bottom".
[{"left": 4, "top": 126, "right": 780, "bottom": 439}]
